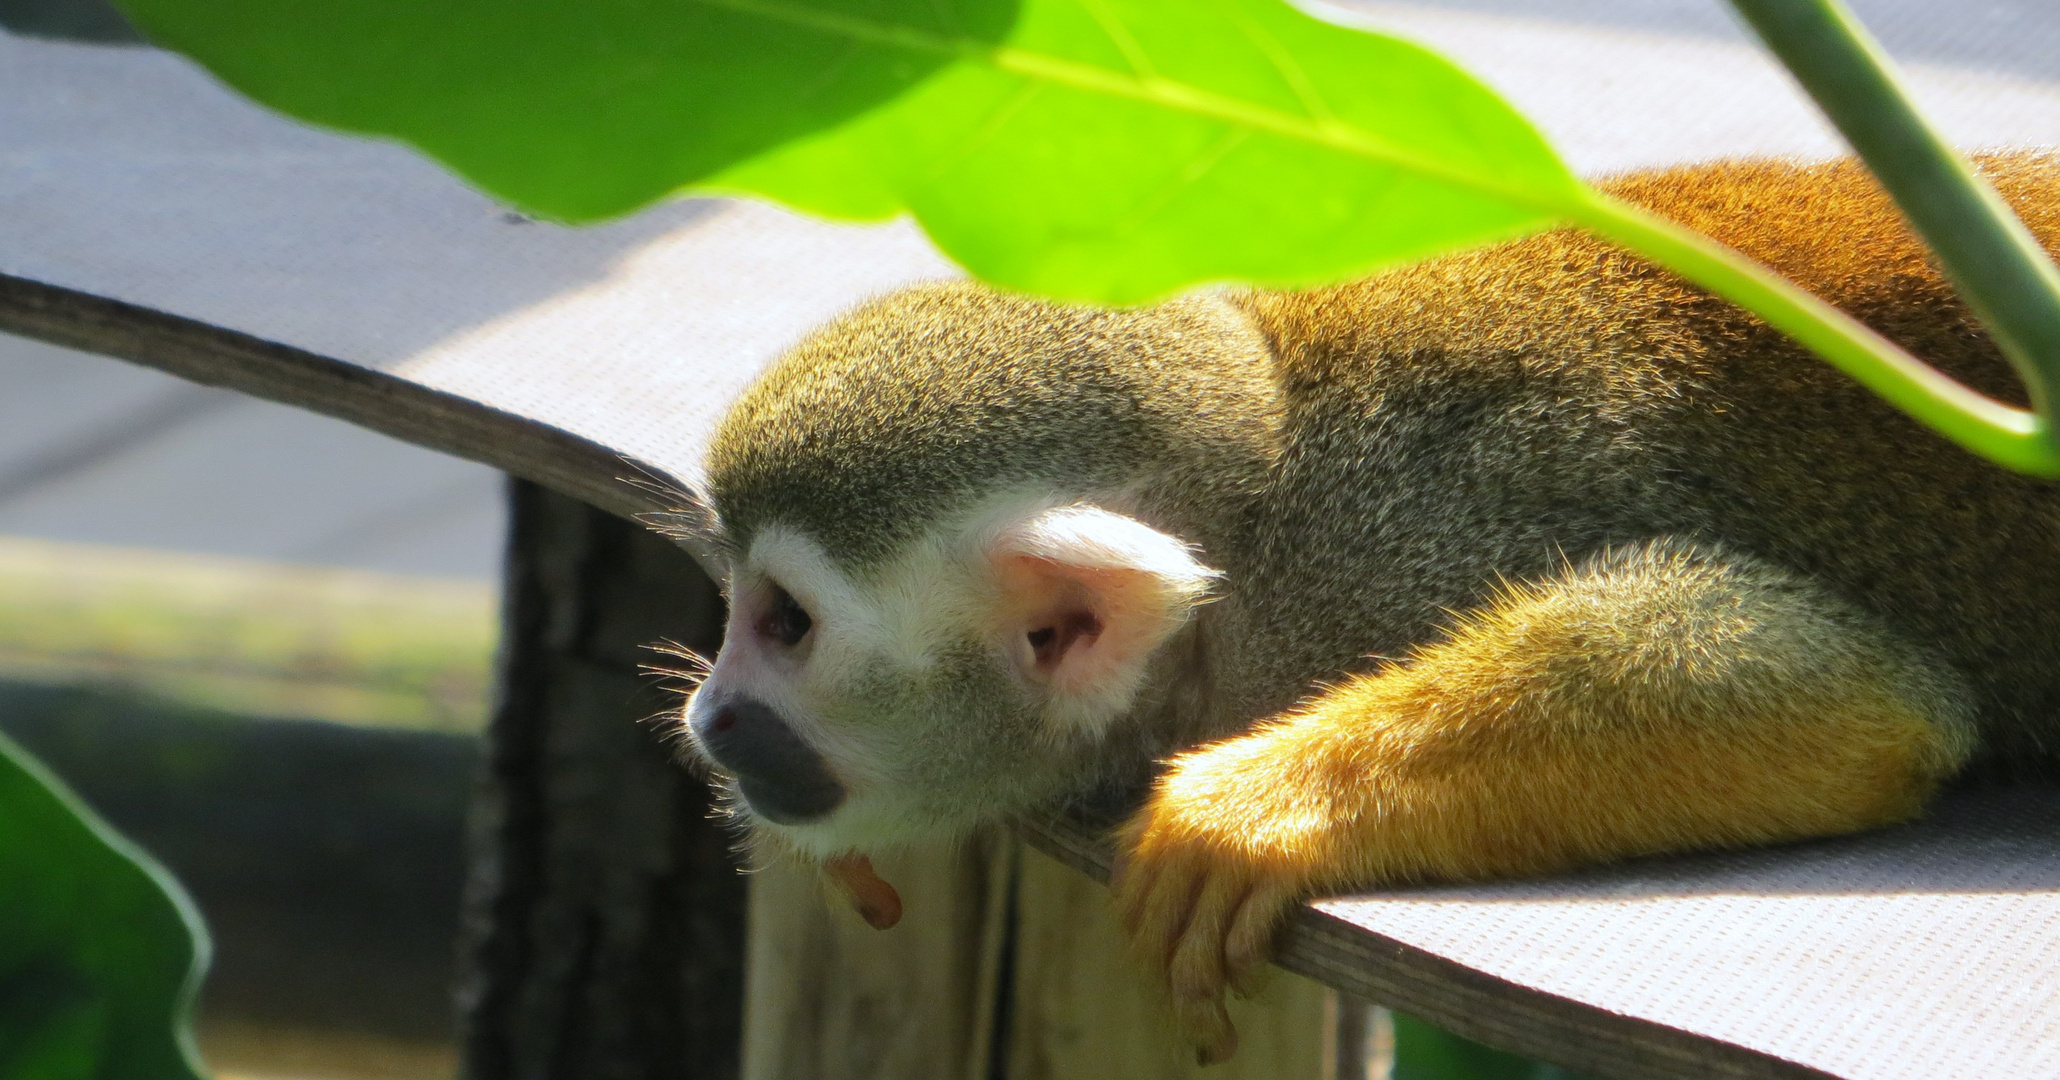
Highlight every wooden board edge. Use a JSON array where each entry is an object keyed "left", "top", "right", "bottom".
[
  {"left": 1015, "top": 812, "right": 1833, "bottom": 1080},
  {"left": 0, "top": 272, "right": 723, "bottom": 573}
]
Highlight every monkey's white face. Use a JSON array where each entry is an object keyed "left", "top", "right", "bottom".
[{"left": 682, "top": 495, "right": 1219, "bottom": 859}]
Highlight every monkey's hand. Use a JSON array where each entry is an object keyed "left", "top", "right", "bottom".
[{"left": 1113, "top": 714, "right": 1355, "bottom": 1066}]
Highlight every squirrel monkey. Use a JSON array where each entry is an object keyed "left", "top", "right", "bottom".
[{"left": 678, "top": 154, "right": 2059, "bottom": 1062}]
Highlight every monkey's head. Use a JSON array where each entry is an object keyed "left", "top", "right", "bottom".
[{"left": 680, "top": 282, "right": 1281, "bottom": 869}]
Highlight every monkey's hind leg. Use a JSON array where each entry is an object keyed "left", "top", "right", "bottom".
[{"left": 1114, "top": 539, "right": 1976, "bottom": 1063}]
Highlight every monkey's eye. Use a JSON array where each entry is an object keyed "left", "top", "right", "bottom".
[{"left": 759, "top": 585, "right": 813, "bottom": 648}]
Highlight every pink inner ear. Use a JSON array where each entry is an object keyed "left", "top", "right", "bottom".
[
  {"left": 996, "top": 554, "right": 1149, "bottom": 694},
  {"left": 986, "top": 506, "right": 1214, "bottom": 714},
  {"left": 1027, "top": 609, "right": 1105, "bottom": 673}
]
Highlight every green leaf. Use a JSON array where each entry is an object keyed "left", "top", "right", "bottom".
[
  {"left": 115, "top": 0, "right": 1012, "bottom": 225},
  {"left": 713, "top": 0, "right": 1580, "bottom": 300},
  {"left": 114, "top": 0, "right": 1577, "bottom": 303},
  {"left": 0, "top": 731, "right": 209, "bottom": 1080}
]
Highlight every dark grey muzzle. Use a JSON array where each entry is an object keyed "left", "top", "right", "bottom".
[{"left": 691, "top": 697, "right": 846, "bottom": 824}]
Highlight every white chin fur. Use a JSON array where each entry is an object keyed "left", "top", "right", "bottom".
[{"left": 747, "top": 790, "right": 984, "bottom": 861}]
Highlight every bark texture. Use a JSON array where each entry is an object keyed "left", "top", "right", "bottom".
[{"left": 458, "top": 480, "right": 744, "bottom": 1080}]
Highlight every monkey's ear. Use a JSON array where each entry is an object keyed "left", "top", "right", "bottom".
[{"left": 988, "top": 505, "right": 1219, "bottom": 733}]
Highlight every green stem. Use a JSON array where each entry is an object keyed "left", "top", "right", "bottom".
[
  {"left": 1728, "top": 0, "right": 2060, "bottom": 423},
  {"left": 1564, "top": 189, "right": 2060, "bottom": 476}
]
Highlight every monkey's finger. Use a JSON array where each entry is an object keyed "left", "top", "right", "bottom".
[
  {"left": 1108, "top": 809, "right": 1156, "bottom": 893},
  {"left": 1222, "top": 883, "right": 1294, "bottom": 997},
  {"left": 1175, "top": 992, "right": 1240, "bottom": 1067},
  {"left": 1168, "top": 874, "right": 1251, "bottom": 1005},
  {"left": 1111, "top": 839, "right": 1168, "bottom": 934},
  {"left": 1117, "top": 853, "right": 1208, "bottom": 977},
  {"left": 1112, "top": 855, "right": 1168, "bottom": 938}
]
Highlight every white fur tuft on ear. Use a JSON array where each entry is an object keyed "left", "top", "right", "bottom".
[
  {"left": 997, "top": 506, "right": 1220, "bottom": 595},
  {"left": 987, "top": 504, "right": 1219, "bottom": 736}
]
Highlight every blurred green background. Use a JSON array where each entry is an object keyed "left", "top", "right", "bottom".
[{"left": 0, "top": 538, "right": 493, "bottom": 1080}]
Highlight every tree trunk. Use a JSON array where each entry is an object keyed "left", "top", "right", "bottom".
[{"left": 457, "top": 480, "right": 745, "bottom": 1080}]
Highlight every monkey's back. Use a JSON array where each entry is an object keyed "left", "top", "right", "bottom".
[{"left": 1233, "top": 154, "right": 2060, "bottom": 759}]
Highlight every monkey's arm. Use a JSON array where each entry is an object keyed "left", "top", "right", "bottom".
[{"left": 1113, "top": 539, "right": 1975, "bottom": 1063}]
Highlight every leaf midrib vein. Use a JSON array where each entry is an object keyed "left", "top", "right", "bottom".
[{"left": 684, "top": 0, "right": 1575, "bottom": 216}]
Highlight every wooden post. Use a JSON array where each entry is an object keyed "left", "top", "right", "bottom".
[
  {"left": 457, "top": 480, "right": 746, "bottom": 1080},
  {"left": 740, "top": 833, "right": 1330, "bottom": 1080}
]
